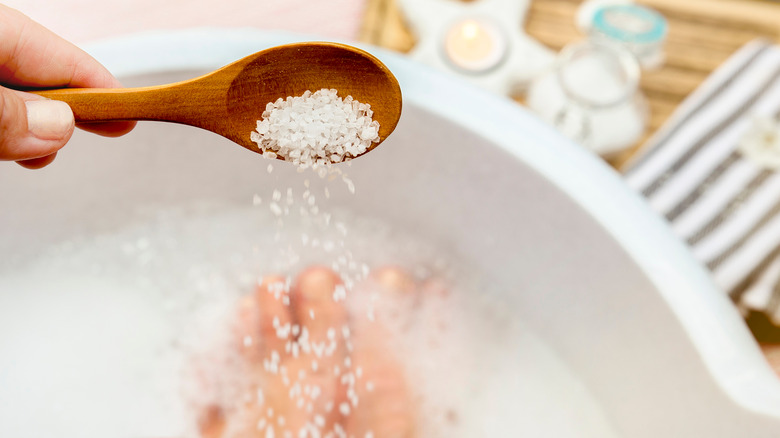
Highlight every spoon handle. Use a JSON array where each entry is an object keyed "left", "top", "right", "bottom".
[{"left": 32, "top": 85, "right": 209, "bottom": 126}]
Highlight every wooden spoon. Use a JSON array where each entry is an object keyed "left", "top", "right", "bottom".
[{"left": 32, "top": 42, "right": 403, "bottom": 158}]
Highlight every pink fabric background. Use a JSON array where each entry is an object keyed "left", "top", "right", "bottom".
[{"left": 5, "top": 0, "right": 367, "bottom": 44}]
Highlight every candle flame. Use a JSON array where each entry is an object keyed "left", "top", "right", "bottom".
[{"left": 461, "top": 20, "right": 481, "bottom": 41}]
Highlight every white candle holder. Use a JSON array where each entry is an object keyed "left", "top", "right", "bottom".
[
  {"left": 397, "top": 0, "right": 555, "bottom": 96},
  {"left": 527, "top": 40, "right": 647, "bottom": 156}
]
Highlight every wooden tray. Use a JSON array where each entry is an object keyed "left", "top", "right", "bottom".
[{"left": 359, "top": 0, "right": 780, "bottom": 168}]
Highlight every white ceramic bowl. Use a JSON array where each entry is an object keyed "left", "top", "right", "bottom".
[{"left": 1, "top": 29, "right": 779, "bottom": 437}]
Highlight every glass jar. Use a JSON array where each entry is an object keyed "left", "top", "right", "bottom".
[
  {"left": 527, "top": 40, "right": 647, "bottom": 157},
  {"left": 590, "top": 4, "right": 668, "bottom": 70}
]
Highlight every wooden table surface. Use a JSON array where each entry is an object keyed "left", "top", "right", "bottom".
[{"left": 359, "top": 0, "right": 780, "bottom": 168}]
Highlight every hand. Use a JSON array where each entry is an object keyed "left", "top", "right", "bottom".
[{"left": 0, "top": 6, "right": 134, "bottom": 169}]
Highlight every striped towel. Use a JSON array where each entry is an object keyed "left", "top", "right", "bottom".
[{"left": 624, "top": 40, "right": 780, "bottom": 325}]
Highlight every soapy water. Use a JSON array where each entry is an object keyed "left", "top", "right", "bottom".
[{"left": 0, "top": 195, "right": 620, "bottom": 438}]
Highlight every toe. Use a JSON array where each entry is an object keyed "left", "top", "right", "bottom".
[
  {"left": 291, "top": 266, "right": 349, "bottom": 347},
  {"left": 256, "top": 275, "right": 294, "bottom": 357},
  {"left": 198, "top": 405, "right": 226, "bottom": 438}
]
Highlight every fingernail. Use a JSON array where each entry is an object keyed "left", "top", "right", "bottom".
[{"left": 26, "top": 100, "right": 74, "bottom": 140}]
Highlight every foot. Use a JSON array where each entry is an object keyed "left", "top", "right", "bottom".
[{"left": 197, "top": 266, "right": 418, "bottom": 438}]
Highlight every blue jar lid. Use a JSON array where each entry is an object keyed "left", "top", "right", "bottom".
[{"left": 592, "top": 4, "right": 667, "bottom": 45}]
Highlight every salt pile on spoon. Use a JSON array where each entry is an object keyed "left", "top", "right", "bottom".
[{"left": 251, "top": 89, "right": 381, "bottom": 168}]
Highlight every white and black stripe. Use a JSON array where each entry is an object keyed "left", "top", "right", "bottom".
[{"left": 623, "top": 40, "right": 780, "bottom": 325}]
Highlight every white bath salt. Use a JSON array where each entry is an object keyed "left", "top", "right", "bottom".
[
  {"left": 253, "top": 194, "right": 262, "bottom": 206},
  {"left": 267, "top": 163, "right": 274, "bottom": 174},
  {"left": 332, "top": 284, "right": 347, "bottom": 302},
  {"left": 311, "top": 384, "right": 322, "bottom": 400},
  {"left": 339, "top": 402, "right": 351, "bottom": 416},
  {"left": 323, "top": 241, "right": 335, "bottom": 253},
  {"left": 311, "top": 342, "right": 326, "bottom": 358},
  {"left": 343, "top": 176, "right": 356, "bottom": 195},
  {"left": 291, "top": 342, "right": 300, "bottom": 358},
  {"left": 250, "top": 89, "right": 380, "bottom": 168},
  {"left": 257, "top": 388, "right": 265, "bottom": 405},
  {"left": 257, "top": 418, "right": 267, "bottom": 431},
  {"left": 243, "top": 335, "right": 253, "bottom": 347}
]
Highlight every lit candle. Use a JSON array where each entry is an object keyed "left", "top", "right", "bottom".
[{"left": 442, "top": 17, "right": 508, "bottom": 73}]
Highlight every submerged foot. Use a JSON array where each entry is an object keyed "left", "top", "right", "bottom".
[{"left": 197, "top": 266, "right": 419, "bottom": 438}]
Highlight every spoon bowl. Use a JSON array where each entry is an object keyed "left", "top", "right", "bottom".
[{"left": 33, "top": 42, "right": 403, "bottom": 158}]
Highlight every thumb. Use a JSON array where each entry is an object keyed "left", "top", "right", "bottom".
[{"left": 0, "top": 87, "right": 74, "bottom": 168}]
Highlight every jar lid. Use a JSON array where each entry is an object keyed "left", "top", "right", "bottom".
[{"left": 592, "top": 4, "right": 667, "bottom": 45}]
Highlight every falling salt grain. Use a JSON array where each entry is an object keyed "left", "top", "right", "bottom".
[
  {"left": 339, "top": 402, "right": 351, "bottom": 416},
  {"left": 343, "top": 176, "right": 356, "bottom": 194}
]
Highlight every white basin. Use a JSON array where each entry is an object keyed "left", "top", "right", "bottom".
[{"left": 0, "top": 29, "right": 779, "bottom": 437}]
